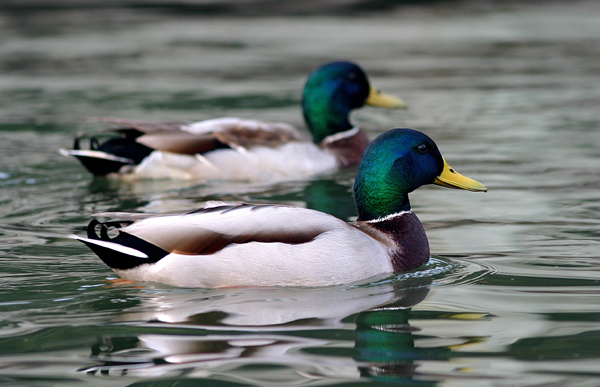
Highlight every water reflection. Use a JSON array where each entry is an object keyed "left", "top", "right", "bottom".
[
  {"left": 80, "top": 173, "right": 360, "bottom": 218},
  {"left": 81, "top": 278, "right": 431, "bottom": 384},
  {"left": 304, "top": 178, "right": 357, "bottom": 220}
]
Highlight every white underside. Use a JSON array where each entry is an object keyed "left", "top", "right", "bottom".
[
  {"left": 115, "top": 234, "right": 393, "bottom": 288},
  {"left": 124, "top": 142, "right": 338, "bottom": 182}
]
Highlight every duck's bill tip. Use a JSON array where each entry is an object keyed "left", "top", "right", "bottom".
[
  {"left": 434, "top": 159, "right": 488, "bottom": 192},
  {"left": 366, "top": 86, "right": 407, "bottom": 109}
]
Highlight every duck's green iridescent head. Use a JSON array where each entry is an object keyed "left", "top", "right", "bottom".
[
  {"left": 302, "top": 61, "right": 406, "bottom": 144},
  {"left": 354, "top": 128, "right": 487, "bottom": 221}
]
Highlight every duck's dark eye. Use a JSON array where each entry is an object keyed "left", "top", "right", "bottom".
[
  {"left": 417, "top": 144, "right": 429, "bottom": 154},
  {"left": 347, "top": 72, "right": 357, "bottom": 80}
]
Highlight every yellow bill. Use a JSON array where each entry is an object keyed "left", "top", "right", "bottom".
[
  {"left": 434, "top": 158, "right": 488, "bottom": 192},
  {"left": 366, "top": 86, "right": 407, "bottom": 109}
]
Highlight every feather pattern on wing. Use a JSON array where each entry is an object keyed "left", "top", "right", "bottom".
[
  {"left": 97, "top": 117, "right": 305, "bottom": 154},
  {"left": 182, "top": 117, "right": 305, "bottom": 148},
  {"left": 115, "top": 203, "right": 342, "bottom": 255}
]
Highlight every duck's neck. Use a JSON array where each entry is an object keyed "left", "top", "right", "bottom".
[
  {"left": 361, "top": 211, "right": 430, "bottom": 271},
  {"left": 302, "top": 95, "right": 353, "bottom": 144},
  {"left": 320, "top": 127, "right": 370, "bottom": 168},
  {"left": 354, "top": 177, "right": 412, "bottom": 222}
]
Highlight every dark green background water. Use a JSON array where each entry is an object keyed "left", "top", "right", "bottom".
[{"left": 1, "top": 1, "right": 600, "bottom": 386}]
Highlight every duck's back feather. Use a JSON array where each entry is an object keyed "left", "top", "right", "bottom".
[
  {"left": 98, "top": 117, "right": 305, "bottom": 155},
  {"left": 182, "top": 117, "right": 305, "bottom": 148},
  {"left": 111, "top": 203, "right": 344, "bottom": 255}
]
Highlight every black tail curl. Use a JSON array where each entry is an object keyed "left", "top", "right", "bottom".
[
  {"left": 71, "top": 131, "right": 154, "bottom": 176},
  {"left": 87, "top": 219, "right": 134, "bottom": 240}
]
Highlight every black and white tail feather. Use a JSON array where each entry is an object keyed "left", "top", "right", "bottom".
[{"left": 70, "top": 218, "right": 169, "bottom": 271}]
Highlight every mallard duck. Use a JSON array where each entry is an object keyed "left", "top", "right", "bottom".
[
  {"left": 71, "top": 128, "right": 487, "bottom": 288},
  {"left": 60, "top": 61, "right": 405, "bottom": 181}
]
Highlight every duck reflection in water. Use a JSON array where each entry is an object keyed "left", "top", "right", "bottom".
[{"left": 80, "top": 276, "right": 444, "bottom": 384}]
